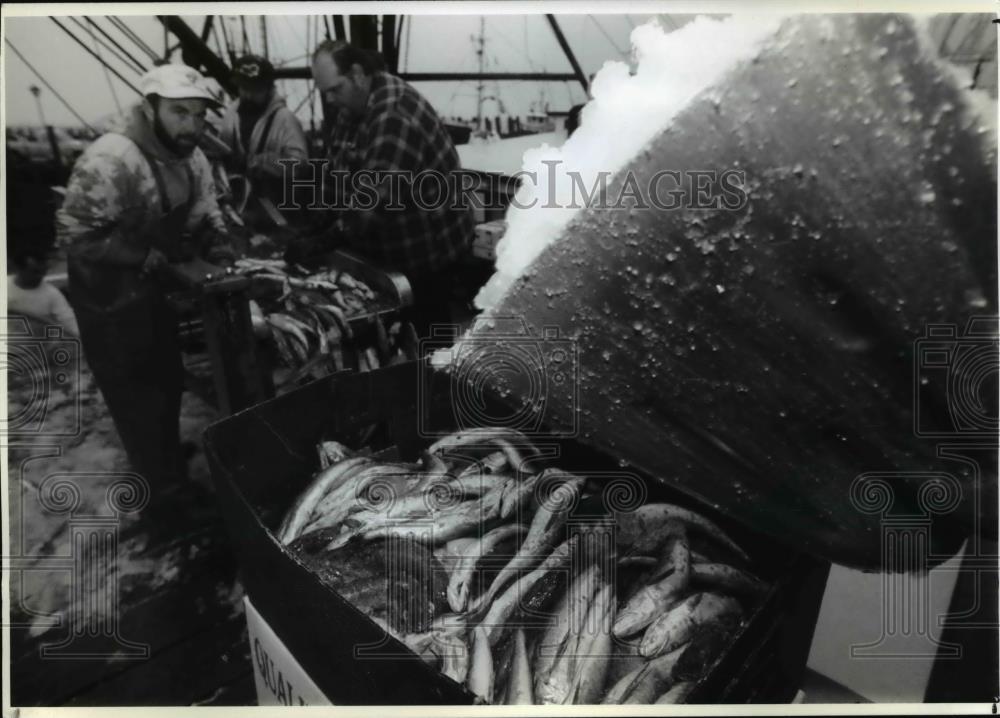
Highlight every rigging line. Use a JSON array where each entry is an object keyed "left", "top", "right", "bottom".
[
  {"left": 71, "top": 16, "right": 141, "bottom": 78},
  {"left": 51, "top": 18, "right": 142, "bottom": 96},
  {"left": 939, "top": 14, "right": 962, "bottom": 56},
  {"left": 395, "top": 15, "right": 404, "bottom": 59},
  {"left": 323, "top": 15, "right": 332, "bottom": 41},
  {"left": 5, "top": 39, "right": 97, "bottom": 131},
  {"left": 294, "top": 83, "right": 316, "bottom": 115},
  {"left": 80, "top": 17, "right": 123, "bottom": 113},
  {"left": 624, "top": 15, "right": 636, "bottom": 30},
  {"left": 109, "top": 16, "right": 158, "bottom": 60},
  {"left": 211, "top": 20, "right": 226, "bottom": 66},
  {"left": 261, "top": 16, "right": 269, "bottom": 59},
  {"left": 403, "top": 12, "right": 412, "bottom": 73},
  {"left": 588, "top": 15, "right": 628, "bottom": 60},
  {"left": 84, "top": 17, "right": 147, "bottom": 73},
  {"left": 240, "top": 16, "right": 250, "bottom": 55},
  {"left": 219, "top": 17, "right": 236, "bottom": 64},
  {"left": 282, "top": 15, "right": 307, "bottom": 51}
]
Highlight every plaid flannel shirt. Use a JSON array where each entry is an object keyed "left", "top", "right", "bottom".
[{"left": 327, "top": 72, "right": 474, "bottom": 275}]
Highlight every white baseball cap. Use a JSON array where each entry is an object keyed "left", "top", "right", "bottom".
[{"left": 140, "top": 64, "right": 220, "bottom": 105}]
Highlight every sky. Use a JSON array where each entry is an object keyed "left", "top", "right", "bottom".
[
  {"left": 4, "top": 11, "right": 994, "bottom": 130},
  {"left": 3, "top": 13, "right": 675, "bottom": 128}
]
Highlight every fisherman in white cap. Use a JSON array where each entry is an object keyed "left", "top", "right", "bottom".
[{"left": 57, "top": 64, "right": 235, "bottom": 528}]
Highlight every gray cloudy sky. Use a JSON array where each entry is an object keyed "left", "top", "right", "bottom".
[{"left": 4, "top": 13, "right": 672, "bottom": 128}]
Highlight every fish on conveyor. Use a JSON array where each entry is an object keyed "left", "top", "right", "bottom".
[{"left": 639, "top": 592, "right": 742, "bottom": 659}]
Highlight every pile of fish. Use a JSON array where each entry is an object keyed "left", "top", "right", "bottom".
[
  {"left": 233, "top": 258, "right": 419, "bottom": 378},
  {"left": 277, "top": 428, "right": 767, "bottom": 704}
]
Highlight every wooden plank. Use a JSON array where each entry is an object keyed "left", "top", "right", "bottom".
[
  {"left": 62, "top": 612, "right": 251, "bottom": 706},
  {"left": 11, "top": 523, "right": 243, "bottom": 706}
]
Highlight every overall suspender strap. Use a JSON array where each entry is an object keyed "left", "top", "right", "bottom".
[
  {"left": 256, "top": 109, "right": 278, "bottom": 156},
  {"left": 133, "top": 142, "right": 196, "bottom": 216}
]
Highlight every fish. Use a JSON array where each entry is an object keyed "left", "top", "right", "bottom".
[
  {"left": 644, "top": 531, "right": 692, "bottom": 585},
  {"left": 655, "top": 681, "right": 695, "bottom": 704},
  {"left": 566, "top": 581, "right": 615, "bottom": 705},
  {"left": 602, "top": 646, "right": 686, "bottom": 705},
  {"left": 447, "top": 524, "right": 528, "bottom": 613},
  {"left": 455, "top": 451, "right": 509, "bottom": 478},
  {"left": 467, "top": 625, "right": 494, "bottom": 703},
  {"left": 339, "top": 487, "right": 507, "bottom": 549},
  {"left": 603, "top": 638, "right": 645, "bottom": 690},
  {"left": 615, "top": 503, "right": 748, "bottom": 562},
  {"left": 304, "top": 463, "right": 425, "bottom": 537},
  {"left": 472, "top": 472, "right": 582, "bottom": 613},
  {"left": 316, "top": 304, "right": 353, "bottom": 339},
  {"left": 444, "top": 470, "right": 512, "bottom": 501},
  {"left": 691, "top": 562, "right": 768, "bottom": 597},
  {"left": 428, "top": 428, "right": 543, "bottom": 474},
  {"left": 533, "top": 562, "right": 601, "bottom": 702},
  {"left": 481, "top": 536, "right": 579, "bottom": 645},
  {"left": 269, "top": 322, "right": 297, "bottom": 368},
  {"left": 613, "top": 564, "right": 690, "bottom": 638},
  {"left": 269, "top": 312, "right": 313, "bottom": 350},
  {"left": 499, "top": 472, "right": 543, "bottom": 520},
  {"left": 506, "top": 628, "right": 534, "bottom": 704},
  {"left": 434, "top": 624, "right": 471, "bottom": 686},
  {"left": 277, "top": 457, "right": 374, "bottom": 543},
  {"left": 639, "top": 592, "right": 742, "bottom": 659}
]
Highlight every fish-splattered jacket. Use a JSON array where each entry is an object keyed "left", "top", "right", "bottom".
[{"left": 57, "top": 102, "right": 226, "bottom": 307}]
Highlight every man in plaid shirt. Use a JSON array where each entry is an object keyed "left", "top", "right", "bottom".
[{"left": 311, "top": 41, "right": 474, "bottom": 336}]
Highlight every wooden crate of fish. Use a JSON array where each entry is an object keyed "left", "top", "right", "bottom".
[{"left": 204, "top": 361, "right": 829, "bottom": 705}]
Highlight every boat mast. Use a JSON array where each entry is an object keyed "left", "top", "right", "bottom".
[{"left": 475, "top": 16, "right": 485, "bottom": 131}]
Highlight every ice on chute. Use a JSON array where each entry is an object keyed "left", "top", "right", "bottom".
[
  {"left": 446, "top": 14, "right": 997, "bottom": 570},
  {"left": 475, "top": 15, "right": 785, "bottom": 311}
]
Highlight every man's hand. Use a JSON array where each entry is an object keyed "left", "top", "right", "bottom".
[{"left": 140, "top": 247, "right": 168, "bottom": 277}]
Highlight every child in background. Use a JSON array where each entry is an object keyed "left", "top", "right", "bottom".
[{"left": 7, "top": 247, "right": 80, "bottom": 337}]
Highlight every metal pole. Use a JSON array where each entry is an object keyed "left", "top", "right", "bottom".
[
  {"left": 475, "top": 17, "right": 485, "bottom": 130},
  {"left": 30, "top": 85, "right": 64, "bottom": 171},
  {"left": 545, "top": 14, "right": 589, "bottom": 94},
  {"left": 158, "top": 15, "right": 236, "bottom": 95},
  {"left": 6, "top": 40, "right": 96, "bottom": 131}
]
